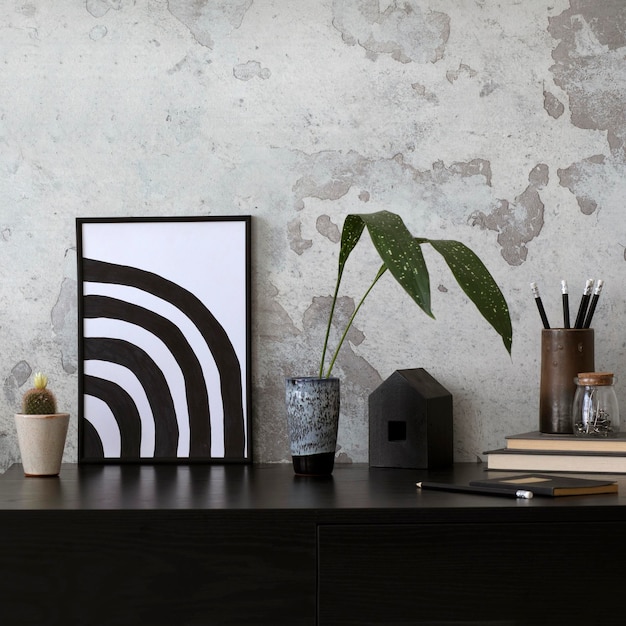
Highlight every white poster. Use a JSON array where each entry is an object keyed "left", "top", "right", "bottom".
[{"left": 76, "top": 216, "right": 251, "bottom": 463}]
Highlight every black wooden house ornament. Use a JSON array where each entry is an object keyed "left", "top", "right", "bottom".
[{"left": 368, "top": 368, "right": 453, "bottom": 469}]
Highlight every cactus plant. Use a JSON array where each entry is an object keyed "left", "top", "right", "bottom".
[
  {"left": 21, "top": 372, "right": 58, "bottom": 415},
  {"left": 15, "top": 371, "right": 69, "bottom": 476}
]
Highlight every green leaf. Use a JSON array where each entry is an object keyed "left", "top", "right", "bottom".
[
  {"left": 320, "top": 215, "right": 368, "bottom": 377},
  {"left": 425, "top": 239, "right": 513, "bottom": 354},
  {"left": 321, "top": 210, "right": 513, "bottom": 378},
  {"left": 355, "top": 211, "right": 433, "bottom": 317},
  {"left": 337, "top": 214, "right": 366, "bottom": 280}
]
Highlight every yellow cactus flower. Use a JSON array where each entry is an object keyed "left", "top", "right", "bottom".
[{"left": 33, "top": 372, "right": 48, "bottom": 390}]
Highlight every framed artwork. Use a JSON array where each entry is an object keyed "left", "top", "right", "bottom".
[{"left": 76, "top": 216, "right": 251, "bottom": 464}]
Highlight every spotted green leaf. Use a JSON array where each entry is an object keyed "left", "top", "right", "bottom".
[
  {"left": 337, "top": 214, "right": 366, "bottom": 281},
  {"left": 339, "top": 211, "right": 432, "bottom": 317},
  {"left": 321, "top": 210, "right": 513, "bottom": 377},
  {"left": 424, "top": 238, "right": 513, "bottom": 355}
]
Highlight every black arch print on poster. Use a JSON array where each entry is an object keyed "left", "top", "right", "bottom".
[{"left": 76, "top": 216, "right": 251, "bottom": 464}]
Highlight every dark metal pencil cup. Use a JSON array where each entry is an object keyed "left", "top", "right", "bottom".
[{"left": 539, "top": 328, "right": 594, "bottom": 434}]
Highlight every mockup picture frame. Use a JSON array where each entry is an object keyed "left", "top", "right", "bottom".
[{"left": 76, "top": 216, "right": 251, "bottom": 464}]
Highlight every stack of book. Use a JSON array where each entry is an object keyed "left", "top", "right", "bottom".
[{"left": 484, "top": 431, "right": 626, "bottom": 473}]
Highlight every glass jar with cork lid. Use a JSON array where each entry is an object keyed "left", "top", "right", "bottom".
[{"left": 572, "top": 372, "right": 620, "bottom": 437}]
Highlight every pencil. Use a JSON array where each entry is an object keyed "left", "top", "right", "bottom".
[
  {"left": 561, "top": 280, "right": 570, "bottom": 328},
  {"left": 416, "top": 481, "right": 533, "bottom": 499},
  {"left": 530, "top": 282, "right": 550, "bottom": 329},
  {"left": 574, "top": 279, "right": 594, "bottom": 328},
  {"left": 583, "top": 279, "right": 603, "bottom": 328}
]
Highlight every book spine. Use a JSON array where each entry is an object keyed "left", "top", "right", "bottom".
[{"left": 487, "top": 453, "right": 626, "bottom": 473}]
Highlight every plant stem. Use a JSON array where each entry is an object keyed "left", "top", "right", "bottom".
[
  {"left": 323, "top": 265, "right": 386, "bottom": 378},
  {"left": 319, "top": 273, "right": 343, "bottom": 378}
]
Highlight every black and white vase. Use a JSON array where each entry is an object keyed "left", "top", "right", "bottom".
[{"left": 285, "top": 377, "right": 340, "bottom": 476}]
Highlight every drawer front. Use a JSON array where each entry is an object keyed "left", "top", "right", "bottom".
[
  {"left": 0, "top": 511, "right": 315, "bottom": 626},
  {"left": 318, "top": 522, "right": 624, "bottom": 626}
]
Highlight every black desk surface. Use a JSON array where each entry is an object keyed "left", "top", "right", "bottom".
[
  {"left": 1, "top": 462, "right": 625, "bottom": 519},
  {"left": 2, "top": 462, "right": 626, "bottom": 626}
]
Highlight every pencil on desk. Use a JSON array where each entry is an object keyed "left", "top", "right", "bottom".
[{"left": 416, "top": 481, "right": 533, "bottom": 499}]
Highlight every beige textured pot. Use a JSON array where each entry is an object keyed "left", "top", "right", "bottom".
[{"left": 14, "top": 413, "right": 70, "bottom": 477}]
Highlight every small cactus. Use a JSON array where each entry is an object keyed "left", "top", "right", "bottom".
[{"left": 21, "top": 372, "right": 58, "bottom": 415}]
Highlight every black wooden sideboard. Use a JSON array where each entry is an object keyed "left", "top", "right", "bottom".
[{"left": 0, "top": 462, "right": 625, "bottom": 625}]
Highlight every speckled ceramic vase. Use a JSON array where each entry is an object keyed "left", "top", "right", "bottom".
[
  {"left": 286, "top": 377, "right": 340, "bottom": 476},
  {"left": 14, "top": 413, "right": 70, "bottom": 477}
]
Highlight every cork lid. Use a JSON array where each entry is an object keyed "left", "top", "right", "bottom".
[{"left": 577, "top": 372, "right": 614, "bottom": 386}]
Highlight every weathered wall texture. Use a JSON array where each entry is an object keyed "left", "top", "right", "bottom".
[{"left": 1, "top": 0, "right": 626, "bottom": 470}]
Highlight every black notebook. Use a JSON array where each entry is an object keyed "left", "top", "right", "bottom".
[{"left": 469, "top": 473, "right": 618, "bottom": 496}]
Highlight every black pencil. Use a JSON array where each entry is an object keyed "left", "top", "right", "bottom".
[
  {"left": 561, "top": 280, "right": 570, "bottom": 329},
  {"left": 416, "top": 481, "right": 533, "bottom": 499},
  {"left": 574, "top": 279, "right": 594, "bottom": 328},
  {"left": 530, "top": 282, "right": 550, "bottom": 329},
  {"left": 583, "top": 279, "right": 603, "bottom": 328}
]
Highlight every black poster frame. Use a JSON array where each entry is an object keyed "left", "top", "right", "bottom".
[{"left": 76, "top": 216, "right": 251, "bottom": 464}]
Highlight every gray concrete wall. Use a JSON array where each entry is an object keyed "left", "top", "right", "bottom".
[{"left": 1, "top": 0, "right": 625, "bottom": 469}]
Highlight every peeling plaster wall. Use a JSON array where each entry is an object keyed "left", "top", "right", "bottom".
[{"left": 2, "top": 0, "right": 626, "bottom": 470}]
